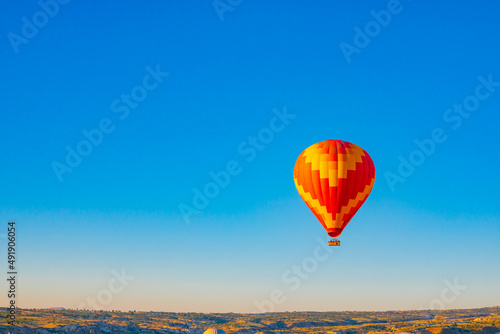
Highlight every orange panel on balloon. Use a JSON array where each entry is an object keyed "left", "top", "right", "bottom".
[{"left": 294, "top": 140, "right": 375, "bottom": 237}]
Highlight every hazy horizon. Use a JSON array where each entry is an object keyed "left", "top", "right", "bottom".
[{"left": 2, "top": 0, "right": 499, "bottom": 314}]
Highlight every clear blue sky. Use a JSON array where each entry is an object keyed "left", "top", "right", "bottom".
[{"left": 1, "top": 0, "right": 499, "bottom": 312}]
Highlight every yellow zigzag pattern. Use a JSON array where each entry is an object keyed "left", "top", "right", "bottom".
[{"left": 294, "top": 178, "right": 374, "bottom": 229}]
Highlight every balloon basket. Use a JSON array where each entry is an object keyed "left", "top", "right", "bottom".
[{"left": 328, "top": 238, "right": 340, "bottom": 246}]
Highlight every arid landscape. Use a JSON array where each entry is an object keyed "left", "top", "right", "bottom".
[{"left": 1, "top": 306, "right": 499, "bottom": 333}]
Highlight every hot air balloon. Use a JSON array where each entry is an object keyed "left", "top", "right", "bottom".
[
  {"left": 203, "top": 329, "right": 226, "bottom": 334},
  {"left": 294, "top": 140, "right": 375, "bottom": 246}
]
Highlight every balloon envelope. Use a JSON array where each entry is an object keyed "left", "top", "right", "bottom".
[
  {"left": 294, "top": 140, "right": 375, "bottom": 237},
  {"left": 203, "top": 329, "right": 226, "bottom": 334}
]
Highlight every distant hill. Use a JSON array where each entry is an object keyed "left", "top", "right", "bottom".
[{"left": 0, "top": 306, "right": 499, "bottom": 334}]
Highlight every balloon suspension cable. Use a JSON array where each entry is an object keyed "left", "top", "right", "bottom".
[{"left": 328, "top": 238, "right": 340, "bottom": 246}]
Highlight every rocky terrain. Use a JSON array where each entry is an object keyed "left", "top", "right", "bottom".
[{"left": 1, "top": 306, "right": 499, "bottom": 333}]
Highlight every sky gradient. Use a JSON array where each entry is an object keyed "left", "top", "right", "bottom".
[{"left": 1, "top": 0, "right": 499, "bottom": 312}]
